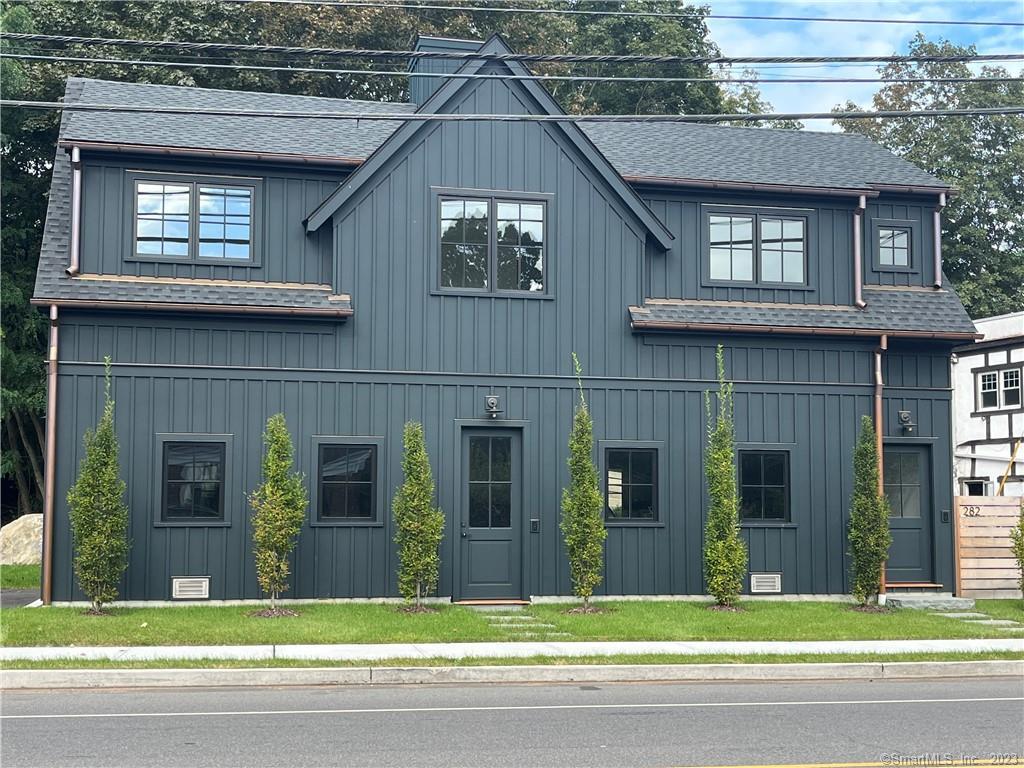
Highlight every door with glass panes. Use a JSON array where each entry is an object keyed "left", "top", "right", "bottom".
[{"left": 883, "top": 445, "right": 933, "bottom": 584}]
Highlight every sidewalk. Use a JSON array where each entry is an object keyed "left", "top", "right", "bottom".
[{"left": 3, "top": 637, "right": 1022, "bottom": 662}]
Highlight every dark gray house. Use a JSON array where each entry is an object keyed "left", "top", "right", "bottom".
[{"left": 34, "top": 35, "right": 979, "bottom": 604}]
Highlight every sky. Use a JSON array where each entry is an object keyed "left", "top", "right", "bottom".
[{"left": 702, "top": 0, "right": 1024, "bottom": 129}]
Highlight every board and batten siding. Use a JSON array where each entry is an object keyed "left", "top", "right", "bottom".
[
  {"left": 78, "top": 155, "right": 343, "bottom": 285},
  {"left": 50, "top": 312, "right": 957, "bottom": 601}
]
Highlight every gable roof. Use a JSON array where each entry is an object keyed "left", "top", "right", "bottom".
[
  {"left": 303, "top": 35, "right": 675, "bottom": 249},
  {"left": 58, "top": 77, "right": 952, "bottom": 194}
]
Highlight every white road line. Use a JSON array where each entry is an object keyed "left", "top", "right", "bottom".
[{"left": 3, "top": 697, "right": 1021, "bottom": 721}]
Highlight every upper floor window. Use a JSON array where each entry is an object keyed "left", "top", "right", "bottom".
[
  {"left": 132, "top": 175, "right": 259, "bottom": 264},
  {"left": 707, "top": 211, "right": 806, "bottom": 286},
  {"left": 439, "top": 193, "right": 546, "bottom": 294},
  {"left": 978, "top": 366, "right": 1022, "bottom": 411},
  {"left": 878, "top": 226, "right": 910, "bottom": 268}
]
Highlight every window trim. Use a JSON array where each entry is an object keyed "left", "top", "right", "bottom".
[
  {"left": 598, "top": 440, "right": 665, "bottom": 527},
  {"left": 869, "top": 217, "right": 919, "bottom": 274},
  {"left": 738, "top": 449, "right": 792, "bottom": 525},
  {"left": 975, "top": 364, "right": 1024, "bottom": 412},
  {"left": 700, "top": 205, "right": 812, "bottom": 290},
  {"left": 309, "top": 436, "right": 385, "bottom": 527},
  {"left": 154, "top": 433, "right": 233, "bottom": 528},
  {"left": 125, "top": 171, "right": 263, "bottom": 267},
  {"left": 431, "top": 186, "right": 553, "bottom": 299}
]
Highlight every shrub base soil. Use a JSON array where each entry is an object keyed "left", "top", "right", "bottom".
[
  {"left": 398, "top": 604, "right": 436, "bottom": 614},
  {"left": 249, "top": 608, "right": 300, "bottom": 618},
  {"left": 850, "top": 604, "right": 890, "bottom": 614},
  {"left": 566, "top": 604, "right": 605, "bottom": 615},
  {"left": 707, "top": 604, "right": 744, "bottom": 612}
]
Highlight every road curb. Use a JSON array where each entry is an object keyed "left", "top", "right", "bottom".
[{"left": 2, "top": 660, "right": 1021, "bottom": 690}]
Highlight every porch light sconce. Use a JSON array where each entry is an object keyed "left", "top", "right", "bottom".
[
  {"left": 897, "top": 410, "right": 916, "bottom": 434},
  {"left": 484, "top": 394, "right": 503, "bottom": 419}
]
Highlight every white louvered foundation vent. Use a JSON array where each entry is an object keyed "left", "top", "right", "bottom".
[
  {"left": 171, "top": 577, "right": 210, "bottom": 600},
  {"left": 750, "top": 573, "right": 782, "bottom": 594}
]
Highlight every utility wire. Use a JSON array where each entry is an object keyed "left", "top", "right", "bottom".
[
  {"left": 3, "top": 33, "right": 1022, "bottom": 66},
  {"left": 4, "top": 100, "right": 1022, "bottom": 122},
  {"left": 6, "top": 52, "right": 1022, "bottom": 86},
  {"left": 219, "top": 0, "right": 1024, "bottom": 27}
]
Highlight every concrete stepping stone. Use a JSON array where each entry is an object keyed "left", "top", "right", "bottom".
[
  {"left": 494, "top": 623, "right": 555, "bottom": 629},
  {"left": 962, "top": 619, "right": 1022, "bottom": 626},
  {"left": 935, "top": 612, "right": 989, "bottom": 619},
  {"left": 487, "top": 615, "right": 539, "bottom": 621}
]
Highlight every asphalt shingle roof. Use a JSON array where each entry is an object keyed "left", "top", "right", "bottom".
[
  {"left": 61, "top": 78, "right": 950, "bottom": 191},
  {"left": 630, "top": 287, "right": 977, "bottom": 337}
]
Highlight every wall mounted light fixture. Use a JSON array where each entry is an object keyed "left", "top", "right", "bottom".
[{"left": 898, "top": 410, "right": 916, "bottom": 434}]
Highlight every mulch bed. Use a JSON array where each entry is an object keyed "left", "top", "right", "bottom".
[
  {"left": 565, "top": 604, "right": 605, "bottom": 615},
  {"left": 398, "top": 604, "right": 437, "bottom": 614},
  {"left": 850, "top": 604, "right": 890, "bottom": 614},
  {"left": 249, "top": 608, "right": 300, "bottom": 618},
  {"left": 706, "top": 604, "right": 744, "bottom": 612}
]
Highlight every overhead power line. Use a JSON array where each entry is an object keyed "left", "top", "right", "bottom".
[
  {"left": 3, "top": 33, "right": 1023, "bottom": 66},
  {"left": 6, "top": 52, "right": 1022, "bottom": 86},
  {"left": 219, "top": 0, "right": 1024, "bottom": 27},
  {"left": 4, "top": 100, "right": 1022, "bottom": 122}
]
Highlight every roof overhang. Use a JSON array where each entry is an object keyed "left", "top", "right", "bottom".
[
  {"left": 59, "top": 139, "right": 364, "bottom": 168},
  {"left": 630, "top": 317, "right": 980, "bottom": 341},
  {"left": 32, "top": 297, "right": 354, "bottom": 318}
]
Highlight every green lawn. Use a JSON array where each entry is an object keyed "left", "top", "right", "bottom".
[
  {"left": 3, "top": 650, "right": 1021, "bottom": 670},
  {"left": 0, "top": 564, "right": 40, "bottom": 589},
  {"left": 975, "top": 599, "right": 1024, "bottom": 623},
  {"left": 1, "top": 600, "right": 1018, "bottom": 647}
]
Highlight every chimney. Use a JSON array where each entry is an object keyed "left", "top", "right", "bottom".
[{"left": 409, "top": 35, "right": 484, "bottom": 106}]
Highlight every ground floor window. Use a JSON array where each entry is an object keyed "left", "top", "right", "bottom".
[
  {"left": 961, "top": 478, "right": 990, "bottom": 496},
  {"left": 605, "top": 447, "right": 658, "bottom": 521},
  {"left": 162, "top": 441, "right": 226, "bottom": 521},
  {"left": 739, "top": 450, "right": 789, "bottom": 522},
  {"left": 317, "top": 444, "right": 377, "bottom": 521}
]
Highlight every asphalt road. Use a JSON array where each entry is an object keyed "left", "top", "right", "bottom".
[{"left": 2, "top": 677, "right": 1022, "bottom": 768}]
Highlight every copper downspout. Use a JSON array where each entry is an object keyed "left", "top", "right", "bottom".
[
  {"left": 41, "top": 305, "right": 59, "bottom": 605},
  {"left": 853, "top": 195, "right": 867, "bottom": 308},
  {"left": 874, "top": 333, "right": 888, "bottom": 598},
  {"left": 66, "top": 146, "right": 82, "bottom": 276},
  {"left": 933, "top": 192, "right": 946, "bottom": 288}
]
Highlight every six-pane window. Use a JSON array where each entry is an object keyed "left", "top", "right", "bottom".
[
  {"left": 163, "top": 442, "right": 225, "bottom": 521},
  {"left": 605, "top": 448, "right": 657, "bottom": 521},
  {"left": 318, "top": 444, "right": 377, "bottom": 520},
  {"left": 739, "top": 451, "right": 789, "bottom": 521},
  {"left": 134, "top": 178, "right": 255, "bottom": 262},
  {"left": 708, "top": 212, "right": 805, "bottom": 286},
  {"left": 978, "top": 368, "right": 1022, "bottom": 410},
  {"left": 884, "top": 452, "right": 921, "bottom": 518},
  {"left": 440, "top": 195, "right": 546, "bottom": 293},
  {"left": 878, "top": 227, "right": 910, "bottom": 267}
]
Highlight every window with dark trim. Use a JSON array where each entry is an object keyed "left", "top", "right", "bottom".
[
  {"left": 440, "top": 194, "right": 546, "bottom": 294},
  {"left": 133, "top": 176, "right": 258, "bottom": 263},
  {"left": 605, "top": 448, "right": 658, "bottom": 521},
  {"left": 317, "top": 444, "right": 377, "bottom": 521},
  {"left": 739, "top": 451, "right": 789, "bottom": 522},
  {"left": 162, "top": 442, "right": 226, "bottom": 521},
  {"left": 878, "top": 226, "right": 910, "bottom": 268},
  {"left": 707, "top": 211, "right": 806, "bottom": 286}
]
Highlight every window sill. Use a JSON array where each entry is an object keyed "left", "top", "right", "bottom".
[
  {"left": 972, "top": 406, "right": 1024, "bottom": 417},
  {"left": 125, "top": 255, "right": 260, "bottom": 268},
  {"left": 871, "top": 265, "right": 917, "bottom": 274},
  {"left": 702, "top": 280, "right": 816, "bottom": 292},
  {"left": 429, "top": 288, "right": 554, "bottom": 301},
  {"left": 605, "top": 520, "right": 665, "bottom": 528},
  {"left": 309, "top": 520, "right": 384, "bottom": 528},
  {"left": 740, "top": 522, "right": 797, "bottom": 528},
  {"left": 154, "top": 520, "right": 231, "bottom": 528}
]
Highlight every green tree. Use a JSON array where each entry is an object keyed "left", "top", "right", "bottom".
[
  {"left": 392, "top": 421, "right": 445, "bottom": 609},
  {"left": 1010, "top": 500, "right": 1024, "bottom": 602},
  {"left": 837, "top": 34, "right": 1024, "bottom": 317},
  {"left": 560, "top": 353, "right": 606, "bottom": 610},
  {"left": 65, "top": 358, "right": 129, "bottom": 613},
  {"left": 703, "top": 345, "right": 747, "bottom": 607},
  {"left": 249, "top": 413, "right": 307, "bottom": 613},
  {"left": 847, "top": 416, "right": 892, "bottom": 606},
  {"left": 720, "top": 69, "right": 803, "bottom": 129}
]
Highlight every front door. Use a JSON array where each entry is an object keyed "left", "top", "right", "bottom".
[
  {"left": 459, "top": 429, "right": 522, "bottom": 600},
  {"left": 884, "top": 445, "right": 934, "bottom": 584}
]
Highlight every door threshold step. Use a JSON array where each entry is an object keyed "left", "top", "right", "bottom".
[{"left": 884, "top": 582, "right": 945, "bottom": 589}]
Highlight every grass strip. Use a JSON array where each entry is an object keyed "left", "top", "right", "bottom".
[{"left": 0, "top": 565, "right": 41, "bottom": 590}]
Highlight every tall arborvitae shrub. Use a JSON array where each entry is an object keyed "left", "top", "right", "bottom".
[
  {"left": 848, "top": 415, "right": 893, "bottom": 606},
  {"left": 66, "top": 358, "right": 130, "bottom": 614},
  {"left": 703, "top": 345, "right": 748, "bottom": 607},
  {"left": 249, "top": 413, "right": 307, "bottom": 612},
  {"left": 560, "top": 353, "right": 606, "bottom": 611},
  {"left": 1009, "top": 500, "right": 1024, "bottom": 602},
  {"left": 393, "top": 421, "right": 445, "bottom": 609}
]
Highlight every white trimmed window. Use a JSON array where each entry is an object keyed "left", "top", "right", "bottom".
[{"left": 977, "top": 366, "right": 1023, "bottom": 411}]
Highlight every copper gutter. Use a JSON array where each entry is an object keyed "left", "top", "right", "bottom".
[
  {"left": 629, "top": 318, "right": 979, "bottom": 341},
  {"left": 933, "top": 192, "right": 946, "bottom": 288},
  {"left": 41, "top": 305, "right": 59, "bottom": 605},
  {"left": 66, "top": 146, "right": 82, "bottom": 276},
  {"left": 853, "top": 194, "right": 867, "bottom": 309},
  {"left": 874, "top": 333, "right": 888, "bottom": 598},
  {"left": 57, "top": 139, "right": 364, "bottom": 168},
  {"left": 870, "top": 183, "right": 957, "bottom": 197},
  {"left": 31, "top": 298, "right": 354, "bottom": 318},
  {"left": 622, "top": 174, "right": 879, "bottom": 199}
]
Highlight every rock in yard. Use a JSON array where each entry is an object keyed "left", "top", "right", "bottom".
[{"left": 0, "top": 514, "right": 42, "bottom": 565}]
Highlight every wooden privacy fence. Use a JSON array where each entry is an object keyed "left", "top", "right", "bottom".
[{"left": 954, "top": 495, "right": 1023, "bottom": 598}]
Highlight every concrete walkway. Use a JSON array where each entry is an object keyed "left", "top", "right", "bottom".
[{"left": 3, "top": 637, "right": 1022, "bottom": 662}]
